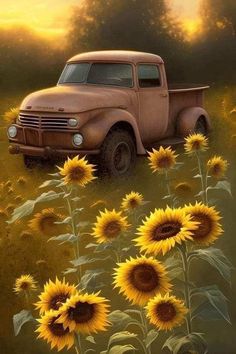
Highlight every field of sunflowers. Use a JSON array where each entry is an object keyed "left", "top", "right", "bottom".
[{"left": 0, "top": 86, "right": 236, "bottom": 354}]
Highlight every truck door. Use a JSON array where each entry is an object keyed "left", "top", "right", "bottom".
[{"left": 137, "top": 63, "right": 169, "bottom": 144}]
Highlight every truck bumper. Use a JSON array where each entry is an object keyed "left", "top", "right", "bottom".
[{"left": 8, "top": 144, "right": 100, "bottom": 157}]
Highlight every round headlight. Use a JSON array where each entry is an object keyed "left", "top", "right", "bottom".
[
  {"left": 8, "top": 125, "right": 17, "bottom": 138},
  {"left": 68, "top": 118, "right": 78, "bottom": 127},
  {"left": 73, "top": 134, "right": 83, "bottom": 146}
]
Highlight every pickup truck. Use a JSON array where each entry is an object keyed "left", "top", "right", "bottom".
[{"left": 7, "top": 50, "right": 211, "bottom": 175}]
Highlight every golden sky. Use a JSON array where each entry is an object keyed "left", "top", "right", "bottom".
[{"left": 0, "top": 0, "right": 201, "bottom": 39}]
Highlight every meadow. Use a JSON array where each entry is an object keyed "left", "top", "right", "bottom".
[{"left": 0, "top": 86, "right": 235, "bottom": 354}]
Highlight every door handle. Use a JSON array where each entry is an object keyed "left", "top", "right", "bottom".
[{"left": 160, "top": 93, "right": 168, "bottom": 98}]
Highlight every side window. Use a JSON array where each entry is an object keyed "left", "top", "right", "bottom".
[{"left": 138, "top": 64, "right": 161, "bottom": 88}]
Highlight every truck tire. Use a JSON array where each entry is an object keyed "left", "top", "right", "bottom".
[
  {"left": 194, "top": 117, "right": 207, "bottom": 135},
  {"left": 23, "top": 155, "right": 41, "bottom": 168},
  {"left": 99, "top": 129, "right": 136, "bottom": 176}
]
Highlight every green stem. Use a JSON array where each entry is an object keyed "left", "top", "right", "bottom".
[
  {"left": 205, "top": 170, "right": 209, "bottom": 205},
  {"left": 195, "top": 152, "right": 206, "bottom": 204},
  {"left": 74, "top": 333, "right": 82, "bottom": 353},
  {"left": 141, "top": 309, "right": 151, "bottom": 354},
  {"left": 165, "top": 169, "right": 174, "bottom": 208},
  {"left": 179, "top": 245, "right": 192, "bottom": 335}
]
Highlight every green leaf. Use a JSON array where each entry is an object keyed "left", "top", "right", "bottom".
[
  {"left": 71, "top": 255, "right": 111, "bottom": 267},
  {"left": 163, "top": 332, "right": 207, "bottom": 354},
  {"left": 194, "top": 174, "right": 202, "bottom": 178},
  {"left": 108, "top": 331, "right": 137, "bottom": 349},
  {"left": 207, "top": 180, "right": 232, "bottom": 197},
  {"left": 48, "top": 233, "right": 77, "bottom": 244},
  {"left": 109, "top": 345, "right": 136, "bottom": 354},
  {"left": 192, "top": 300, "right": 229, "bottom": 322},
  {"left": 13, "top": 310, "right": 34, "bottom": 336},
  {"left": 62, "top": 268, "right": 77, "bottom": 275},
  {"left": 108, "top": 311, "right": 138, "bottom": 332},
  {"left": 189, "top": 248, "right": 233, "bottom": 283},
  {"left": 76, "top": 221, "right": 90, "bottom": 229},
  {"left": 8, "top": 191, "right": 63, "bottom": 223},
  {"left": 86, "top": 336, "right": 96, "bottom": 344},
  {"left": 39, "top": 179, "right": 60, "bottom": 188},
  {"left": 191, "top": 285, "right": 231, "bottom": 324},
  {"left": 79, "top": 269, "right": 106, "bottom": 291},
  {"left": 145, "top": 329, "right": 159, "bottom": 348},
  {"left": 54, "top": 216, "right": 72, "bottom": 225}
]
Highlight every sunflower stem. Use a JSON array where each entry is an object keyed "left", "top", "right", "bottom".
[
  {"left": 74, "top": 332, "right": 82, "bottom": 353},
  {"left": 141, "top": 309, "right": 151, "bottom": 354},
  {"left": 178, "top": 244, "right": 192, "bottom": 335},
  {"left": 205, "top": 170, "right": 209, "bottom": 205},
  {"left": 195, "top": 152, "right": 207, "bottom": 204},
  {"left": 165, "top": 169, "right": 173, "bottom": 207}
]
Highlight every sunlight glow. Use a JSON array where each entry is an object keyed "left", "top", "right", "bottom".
[{"left": 182, "top": 19, "right": 202, "bottom": 40}]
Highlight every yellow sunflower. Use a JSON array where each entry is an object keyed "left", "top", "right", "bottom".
[
  {"left": 4, "top": 107, "right": 19, "bottom": 124},
  {"left": 29, "top": 208, "right": 63, "bottom": 236},
  {"left": 35, "top": 278, "right": 77, "bottom": 314},
  {"left": 184, "top": 133, "right": 208, "bottom": 154},
  {"left": 184, "top": 202, "right": 223, "bottom": 246},
  {"left": 148, "top": 147, "right": 177, "bottom": 173},
  {"left": 14, "top": 274, "right": 37, "bottom": 294},
  {"left": 121, "top": 191, "right": 144, "bottom": 211},
  {"left": 146, "top": 294, "right": 188, "bottom": 331},
  {"left": 57, "top": 292, "right": 110, "bottom": 334},
  {"left": 36, "top": 310, "right": 74, "bottom": 352},
  {"left": 174, "top": 182, "right": 193, "bottom": 198},
  {"left": 135, "top": 207, "right": 199, "bottom": 256},
  {"left": 92, "top": 209, "right": 129, "bottom": 243},
  {"left": 58, "top": 156, "right": 96, "bottom": 187},
  {"left": 113, "top": 256, "right": 171, "bottom": 306},
  {"left": 207, "top": 156, "right": 228, "bottom": 179}
]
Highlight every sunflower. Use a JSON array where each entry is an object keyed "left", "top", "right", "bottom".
[
  {"left": 207, "top": 156, "right": 228, "bottom": 179},
  {"left": 184, "top": 202, "right": 223, "bottom": 246},
  {"left": 92, "top": 209, "right": 129, "bottom": 243},
  {"left": 29, "top": 208, "right": 63, "bottom": 236},
  {"left": 121, "top": 191, "right": 144, "bottom": 211},
  {"left": 36, "top": 310, "right": 74, "bottom": 352},
  {"left": 58, "top": 156, "right": 96, "bottom": 187},
  {"left": 184, "top": 133, "right": 208, "bottom": 154},
  {"left": 148, "top": 147, "right": 177, "bottom": 173},
  {"left": 35, "top": 278, "right": 77, "bottom": 314},
  {"left": 4, "top": 107, "right": 19, "bottom": 124},
  {"left": 113, "top": 256, "right": 171, "bottom": 306},
  {"left": 146, "top": 294, "right": 188, "bottom": 331},
  {"left": 135, "top": 207, "right": 199, "bottom": 256},
  {"left": 57, "top": 292, "right": 110, "bottom": 334},
  {"left": 14, "top": 274, "right": 37, "bottom": 294},
  {"left": 174, "top": 182, "right": 193, "bottom": 198}
]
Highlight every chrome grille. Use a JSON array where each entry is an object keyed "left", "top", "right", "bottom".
[{"left": 19, "top": 113, "right": 69, "bottom": 130}]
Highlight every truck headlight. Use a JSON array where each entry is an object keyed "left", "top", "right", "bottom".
[
  {"left": 68, "top": 118, "right": 78, "bottom": 127},
  {"left": 73, "top": 134, "right": 83, "bottom": 146},
  {"left": 8, "top": 125, "right": 17, "bottom": 138}
]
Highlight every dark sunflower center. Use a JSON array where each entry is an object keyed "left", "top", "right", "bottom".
[
  {"left": 153, "top": 222, "right": 181, "bottom": 241},
  {"left": 191, "top": 140, "right": 201, "bottom": 150},
  {"left": 20, "top": 281, "right": 30, "bottom": 290},
  {"left": 69, "top": 166, "right": 86, "bottom": 182},
  {"left": 212, "top": 164, "right": 221, "bottom": 174},
  {"left": 49, "top": 316, "right": 69, "bottom": 337},
  {"left": 129, "top": 198, "right": 138, "bottom": 208},
  {"left": 130, "top": 264, "right": 159, "bottom": 292},
  {"left": 50, "top": 293, "right": 69, "bottom": 310},
  {"left": 68, "top": 301, "right": 95, "bottom": 323},
  {"left": 157, "top": 156, "right": 172, "bottom": 168},
  {"left": 192, "top": 213, "right": 212, "bottom": 239},
  {"left": 156, "top": 302, "right": 176, "bottom": 322},
  {"left": 104, "top": 221, "right": 121, "bottom": 238},
  {"left": 40, "top": 216, "right": 57, "bottom": 233}
]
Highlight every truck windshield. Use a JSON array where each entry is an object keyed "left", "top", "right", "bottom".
[{"left": 58, "top": 63, "right": 133, "bottom": 88}]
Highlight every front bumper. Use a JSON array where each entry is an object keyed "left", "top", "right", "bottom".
[{"left": 9, "top": 144, "right": 100, "bottom": 157}]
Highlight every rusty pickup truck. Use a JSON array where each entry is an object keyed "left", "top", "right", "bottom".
[{"left": 7, "top": 50, "right": 210, "bottom": 175}]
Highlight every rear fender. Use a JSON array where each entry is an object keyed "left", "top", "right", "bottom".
[
  {"left": 80, "top": 109, "right": 146, "bottom": 154},
  {"left": 176, "top": 107, "right": 211, "bottom": 137}
]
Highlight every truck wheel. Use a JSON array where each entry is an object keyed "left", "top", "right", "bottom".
[
  {"left": 194, "top": 117, "right": 207, "bottom": 135},
  {"left": 99, "top": 129, "right": 136, "bottom": 176},
  {"left": 23, "top": 155, "right": 41, "bottom": 168}
]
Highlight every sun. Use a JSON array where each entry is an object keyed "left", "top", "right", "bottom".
[{"left": 182, "top": 19, "right": 202, "bottom": 40}]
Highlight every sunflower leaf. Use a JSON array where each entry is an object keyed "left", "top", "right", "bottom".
[
  {"left": 62, "top": 267, "right": 77, "bottom": 275},
  {"left": 86, "top": 336, "right": 96, "bottom": 344},
  {"left": 207, "top": 180, "right": 232, "bottom": 197},
  {"left": 39, "top": 179, "right": 60, "bottom": 188},
  {"left": 163, "top": 332, "right": 207, "bottom": 354},
  {"left": 48, "top": 233, "right": 77, "bottom": 244},
  {"left": 108, "top": 331, "right": 137, "bottom": 349},
  {"left": 79, "top": 269, "right": 106, "bottom": 291},
  {"left": 192, "top": 300, "right": 229, "bottom": 321},
  {"left": 189, "top": 248, "right": 233, "bottom": 283},
  {"left": 71, "top": 255, "right": 111, "bottom": 267},
  {"left": 190, "top": 285, "right": 231, "bottom": 324},
  {"left": 54, "top": 216, "right": 72, "bottom": 225},
  {"left": 108, "top": 344, "right": 136, "bottom": 354},
  {"left": 13, "top": 310, "right": 35, "bottom": 336},
  {"left": 145, "top": 329, "right": 159, "bottom": 348},
  {"left": 108, "top": 311, "right": 139, "bottom": 332}
]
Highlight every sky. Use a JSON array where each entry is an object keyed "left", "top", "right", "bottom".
[{"left": 0, "top": 0, "right": 201, "bottom": 38}]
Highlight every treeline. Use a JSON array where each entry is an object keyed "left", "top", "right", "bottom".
[{"left": 0, "top": 0, "right": 235, "bottom": 92}]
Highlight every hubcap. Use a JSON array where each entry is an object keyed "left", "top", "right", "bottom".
[{"left": 112, "top": 142, "right": 131, "bottom": 173}]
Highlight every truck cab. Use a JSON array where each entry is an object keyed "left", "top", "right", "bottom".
[{"left": 7, "top": 50, "right": 210, "bottom": 175}]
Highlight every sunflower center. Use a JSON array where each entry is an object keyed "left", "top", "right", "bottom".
[
  {"left": 130, "top": 264, "right": 159, "bottom": 292},
  {"left": 49, "top": 316, "right": 69, "bottom": 337},
  {"left": 40, "top": 216, "right": 57, "bottom": 233},
  {"left": 50, "top": 293, "right": 69, "bottom": 310},
  {"left": 68, "top": 301, "right": 95, "bottom": 323},
  {"left": 69, "top": 166, "right": 86, "bottom": 182},
  {"left": 212, "top": 164, "right": 221, "bottom": 175},
  {"left": 156, "top": 302, "right": 176, "bottom": 322},
  {"left": 192, "top": 213, "right": 212, "bottom": 239},
  {"left": 20, "top": 281, "right": 30, "bottom": 290},
  {"left": 153, "top": 222, "right": 181, "bottom": 240},
  {"left": 191, "top": 140, "right": 201, "bottom": 150},
  {"left": 157, "top": 156, "right": 172, "bottom": 168},
  {"left": 104, "top": 221, "right": 121, "bottom": 238},
  {"left": 129, "top": 198, "right": 138, "bottom": 208}
]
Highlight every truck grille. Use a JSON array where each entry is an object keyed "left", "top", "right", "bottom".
[{"left": 19, "top": 113, "right": 69, "bottom": 130}]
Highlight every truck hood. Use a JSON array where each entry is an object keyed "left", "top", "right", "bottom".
[{"left": 20, "top": 85, "right": 130, "bottom": 113}]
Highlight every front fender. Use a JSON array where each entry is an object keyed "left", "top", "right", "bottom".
[
  {"left": 176, "top": 107, "right": 211, "bottom": 137},
  {"left": 80, "top": 109, "right": 146, "bottom": 154}
]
